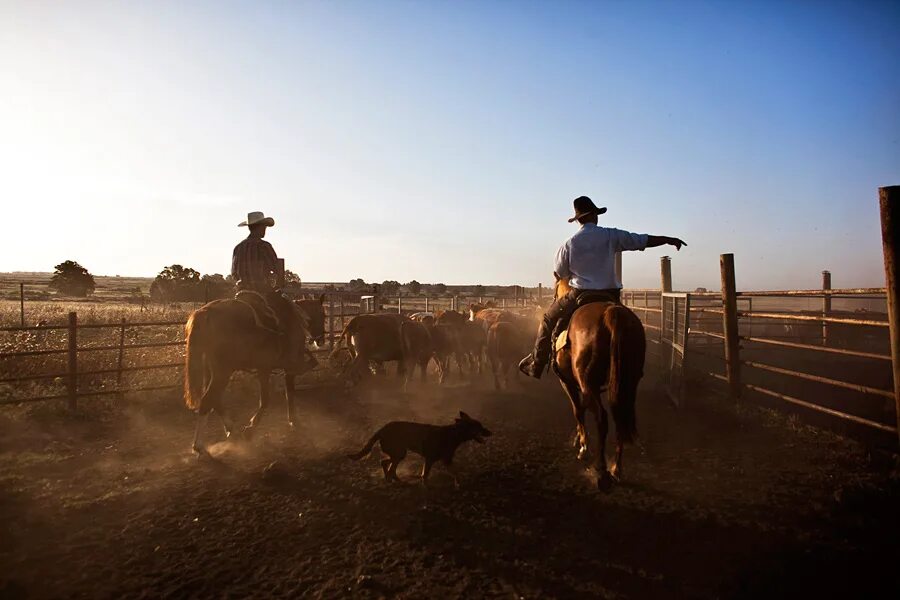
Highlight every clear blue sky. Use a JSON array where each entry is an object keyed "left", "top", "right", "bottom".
[{"left": 1, "top": 0, "right": 898, "bottom": 290}]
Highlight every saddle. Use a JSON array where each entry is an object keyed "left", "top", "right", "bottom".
[
  {"left": 552, "top": 291, "right": 619, "bottom": 354},
  {"left": 235, "top": 290, "right": 281, "bottom": 333}
]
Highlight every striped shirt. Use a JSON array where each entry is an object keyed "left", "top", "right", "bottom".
[{"left": 231, "top": 234, "right": 278, "bottom": 288}]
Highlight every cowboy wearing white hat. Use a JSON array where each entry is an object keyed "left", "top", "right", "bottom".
[{"left": 231, "top": 211, "right": 279, "bottom": 294}]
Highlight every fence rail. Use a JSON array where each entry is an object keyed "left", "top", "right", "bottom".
[
  {"left": 0, "top": 290, "right": 543, "bottom": 408},
  {"left": 624, "top": 214, "right": 899, "bottom": 442}
]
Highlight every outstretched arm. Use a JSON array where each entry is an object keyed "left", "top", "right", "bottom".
[{"left": 646, "top": 235, "right": 687, "bottom": 251}]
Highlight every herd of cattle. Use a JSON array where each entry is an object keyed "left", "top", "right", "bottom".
[{"left": 329, "top": 304, "right": 542, "bottom": 390}]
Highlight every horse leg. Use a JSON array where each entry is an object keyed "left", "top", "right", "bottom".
[
  {"left": 610, "top": 437, "right": 625, "bottom": 481},
  {"left": 244, "top": 370, "right": 271, "bottom": 438},
  {"left": 285, "top": 371, "right": 297, "bottom": 428},
  {"left": 558, "top": 378, "right": 587, "bottom": 459},
  {"left": 192, "top": 373, "right": 229, "bottom": 456},
  {"left": 593, "top": 403, "right": 610, "bottom": 473}
]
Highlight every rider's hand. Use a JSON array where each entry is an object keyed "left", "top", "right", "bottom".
[{"left": 671, "top": 238, "right": 687, "bottom": 250}]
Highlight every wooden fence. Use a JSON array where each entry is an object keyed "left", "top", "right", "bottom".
[{"left": 0, "top": 292, "right": 541, "bottom": 408}]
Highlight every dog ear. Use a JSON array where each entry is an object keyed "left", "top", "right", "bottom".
[{"left": 459, "top": 411, "right": 471, "bottom": 421}]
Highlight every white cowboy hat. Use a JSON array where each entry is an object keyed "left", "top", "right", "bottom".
[{"left": 238, "top": 211, "right": 275, "bottom": 227}]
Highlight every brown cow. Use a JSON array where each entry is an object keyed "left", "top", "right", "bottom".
[
  {"left": 486, "top": 321, "right": 531, "bottom": 390},
  {"left": 399, "top": 320, "right": 434, "bottom": 388},
  {"left": 331, "top": 313, "right": 408, "bottom": 384}
]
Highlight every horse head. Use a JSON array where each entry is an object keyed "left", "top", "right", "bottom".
[
  {"left": 554, "top": 272, "right": 573, "bottom": 300},
  {"left": 294, "top": 293, "right": 327, "bottom": 347}
]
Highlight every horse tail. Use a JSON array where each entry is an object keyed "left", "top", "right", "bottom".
[
  {"left": 346, "top": 430, "right": 381, "bottom": 461},
  {"left": 330, "top": 319, "right": 355, "bottom": 359},
  {"left": 184, "top": 309, "right": 208, "bottom": 410},
  {"left": 605, "top": 305, "right": 646, "bottom": 444}
]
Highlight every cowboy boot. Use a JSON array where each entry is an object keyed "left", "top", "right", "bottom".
[{"left": 517, "top": 354, "right": 547, "bottom": 379}]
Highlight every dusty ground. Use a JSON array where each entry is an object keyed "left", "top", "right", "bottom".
[{"left": 0, "top": 370, "right": 898, "bottom": 599}]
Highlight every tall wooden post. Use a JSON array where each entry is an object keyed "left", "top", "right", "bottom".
[
  {"left": 116, "top": 318, "right": 126, "bottom": 387},
  {"left": 720, "top": 254, "right": 741, "bottom": 400},
  {"left": 19, "top": 283, "right": 25, "bottom": 328},
  {"left": 67, "top": 312, "right": 78, "bottom": 410},
  {"left": 397, "top": 293, "right": 402, "bottom": 315},
  {"left": 660, "top": 256, "right": 672, "bottom": 293},
  {"left": 339, "top": 296, "right": 345, "bottom": 334},
  {"left": 878, "top": 185, "right": 900, "bottom": 441},
  {"left": 275, "top": 258, "right": 285, "bottom": 289},
  {"left": 425, "top": 296, "right": 429, "bottom": 313},
  {"left": 537, "top": 283, "right": 543, "bottom": 303},
  {"left": 614, "top": 252, "right": 623, "bottom": 287},
  {"left": 822, "top": 270, "right": 831, "bottom": 347},
  {"left": 328, "top": 295, "right": 335, "bottom": 349}
]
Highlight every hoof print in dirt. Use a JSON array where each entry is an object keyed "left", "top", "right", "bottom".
[
  {"left": 597, "top": 471, "right": 616, "bottom": 492},
  {"left": 262, "top": 460, "right": 293, "bottom": 484}
]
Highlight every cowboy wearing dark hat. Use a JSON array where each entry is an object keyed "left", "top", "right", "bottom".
[
  {"left": 518, "top": 196, "right": 687, "bottom": 378},
  {"left": 231, "top": 211, "right": 279, "bottom": 294}
]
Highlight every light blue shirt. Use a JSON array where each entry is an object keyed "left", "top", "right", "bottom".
[{"left": 555, "top": 223, "right": 649, "bottom": 290}]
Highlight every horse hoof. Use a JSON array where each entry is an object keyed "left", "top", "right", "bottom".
[
  {"left": 577, "top": 446, "right": 588, "bottom": 461},
  {"left": 597, "top": 471, "right": 615, "bottom": 492}
]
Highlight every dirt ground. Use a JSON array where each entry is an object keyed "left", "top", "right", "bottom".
[{"left": 1, "top": 369, "right": 898, "bottom": 599}]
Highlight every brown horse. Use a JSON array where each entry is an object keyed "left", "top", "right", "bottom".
[
  {"left": 184, "top": 293, "right": 326, "bottom": 456},
  {"left": 552, "top": 277, "right": 646, "bottom": 489}
]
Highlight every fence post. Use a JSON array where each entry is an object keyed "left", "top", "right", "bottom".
[
  {"left": 116, "top": 318, "right": 126, "bottom": 387},
  {"left": 20, "top": 282, "right": 25, "bottom": 327},
  {"left": 339, "top": 295, "right": 345, "bottom": 333},
  {"left": 878, "top": 185, "right": 900, "bottom": 441},
  {"left": 397, "top": 293, "right": 402, "bottom": 315},
  {"left": 660, "top": 256, "right": 673, "bottom": 293},
  {"left": 615, "top": 252, "right": 623, "bottom": 287},
  {"left": 425, "top": 296, "right": 429, "bottom": 313},
  {"left": 67, "top": 312, "right": 78, "bottom": 410},
  {"left": 328, "top": 294, "right": 335, "bottom": 349},
  {"left": 822, "top": 270, "right": 831, "bottom": 346},
  {"left": 720, "top": 253, "right": 741, "bottom": 400},
  {"left": 537, "top": 283, "right": 543, "bottom": 303}
]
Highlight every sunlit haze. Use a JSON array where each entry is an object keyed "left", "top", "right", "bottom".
[{"left": 2, "top": 1, "right": 898, "bottom": 290}]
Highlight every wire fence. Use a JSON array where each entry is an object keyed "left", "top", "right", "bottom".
[{"left": 0, "top": 290, "right": 544, "bottom": 407}]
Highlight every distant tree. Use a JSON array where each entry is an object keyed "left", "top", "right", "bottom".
[
  {"left": 381, "top": 280, "right": 401, "bottom": 296},
  {"left": 405, "top": 280, "right": 422, "bottom": 295},
  {"left": 200, "top": 273, "right": 234, "bottom": 300},
  {"left": 285, "top": 270, "right": 301, "bottom": 284},
  {"left": 473, "top": 284, "right": 485, "bottom": 297},
  {"left": 49, "top": 260, "right": 95, "bottom": 297},
  {"left": 348, "top": 278, "right": 368, "bottom": 292},
  {"left": 150, "top": 265, "right": 202, "bottom": 302},
  {"left": 432, "top": 283, "right": 447, "bottom": 295}
]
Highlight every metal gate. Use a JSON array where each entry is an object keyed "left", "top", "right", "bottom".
[{"left": 661, "top": 292, "right": 691, "bottom": 407}]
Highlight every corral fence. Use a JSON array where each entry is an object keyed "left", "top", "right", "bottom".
[
  {"left": 0, "top": 289, "right": 542, "bottom": 409},
  {"left": 625, "top": 185, "right": 900, "bottom": 443}
]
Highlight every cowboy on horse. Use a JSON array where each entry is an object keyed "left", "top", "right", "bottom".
[{"left": 518, "top": 196, "right": 687, "bottom": 378}]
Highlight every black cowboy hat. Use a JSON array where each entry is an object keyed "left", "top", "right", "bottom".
[{"left": 567, "top": 196, "right": 608, "bottom": 223}]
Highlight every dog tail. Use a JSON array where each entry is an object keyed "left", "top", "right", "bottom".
[{"left": 346, "top": 430, "right": 380, "bottom": 460}]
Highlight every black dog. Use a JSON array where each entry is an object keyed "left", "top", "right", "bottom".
[{"left": 347, "top": 411, "right": 492, "bottom": 485}]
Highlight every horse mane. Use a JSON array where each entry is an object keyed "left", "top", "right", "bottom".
[{"left": 555, "top": 277, "right": 574, "bottom": 299}]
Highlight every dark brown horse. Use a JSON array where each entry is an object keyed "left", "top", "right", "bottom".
[
  {"left": 552, "top": 277, "right": 646, "bottom": 489},
  {"left": 184, "top": 293, "right": 326, "bottom": 456}
]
